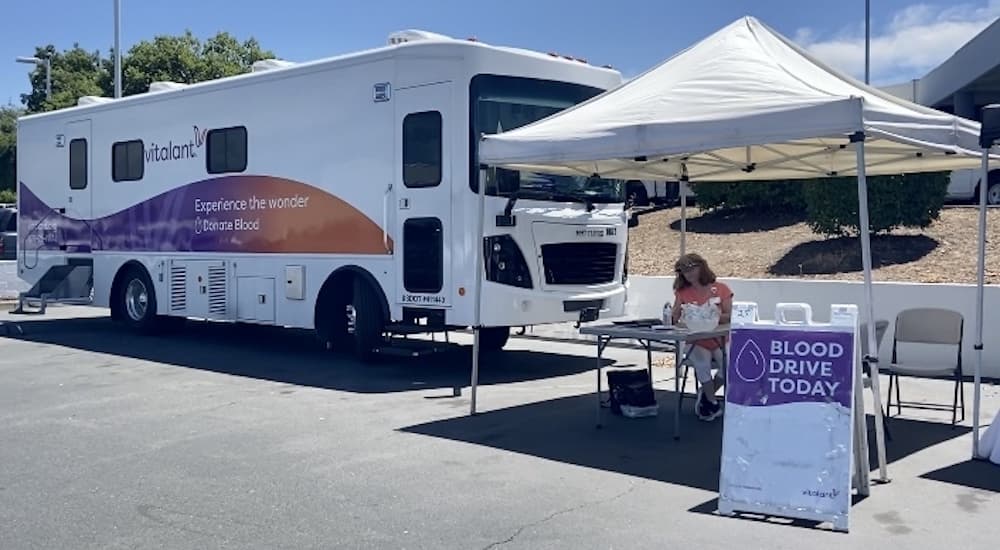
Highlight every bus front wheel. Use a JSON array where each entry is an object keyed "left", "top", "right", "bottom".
[{"left": 352, "top": 278, "right": 386, "bottom": 363}]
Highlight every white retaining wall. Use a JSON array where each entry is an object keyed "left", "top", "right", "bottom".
[{"left": 625, "top": 276, "right": 1000, "bottom": 380}]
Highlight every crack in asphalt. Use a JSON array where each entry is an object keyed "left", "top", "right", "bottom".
[{"left": 482, "top": 482, "right": 640, "bottom": 550}]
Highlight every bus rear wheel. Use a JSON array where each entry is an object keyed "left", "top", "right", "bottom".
[{"left": 114, "top": 266, "right": 163, "bottom": 333}]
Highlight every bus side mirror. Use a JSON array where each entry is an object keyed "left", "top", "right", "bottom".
[{"left": 628, "top": 214, "right": 639, "bottom": 228}]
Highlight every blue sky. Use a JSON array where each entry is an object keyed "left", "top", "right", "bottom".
[{"left": 2, "top": 0, "right": 999, "bottom": 107}]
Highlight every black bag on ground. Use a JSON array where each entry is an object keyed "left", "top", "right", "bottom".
[{"left": 607, "top": 369, "right": 658, "bottom": 417}]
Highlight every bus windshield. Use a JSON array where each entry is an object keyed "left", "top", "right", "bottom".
[{"left": 470, "top": 75, "right": 624, "bottom": 204}]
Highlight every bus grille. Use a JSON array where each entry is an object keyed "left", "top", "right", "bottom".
[{"left": 541, "top": 243, "right": 618, "bottom": 285}]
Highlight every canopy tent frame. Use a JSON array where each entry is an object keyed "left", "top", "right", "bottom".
[
  {"left": 514, "top": 140, "right": 981, "bottom": 183},
  {"left": 852, "top": 131, "right": 890, "bottom": 481},
  {"left": 972, "top": 103, "right": 999, "bottom": 462},
  {"left": 973, "top": 150, "right": 987, "bottom": 460},
  {"left": 631, "top": 125, "right": 997, "bottom": 466},
  {"left": 669, "top": 130, "right": 892, "bottom": 482},
  {"left": 472, "top": 17, "right": 999, "bottom": 474}
]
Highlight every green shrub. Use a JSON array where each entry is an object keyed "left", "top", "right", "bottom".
[
  {"left": 0, "top": 189, "right": 14, "bottom": 204},
  {"left": 802, "top": 172, "right": 949, "bottom": 236},
  {"left": 690, "top": 180, "right": 806, "bottom": 212}
]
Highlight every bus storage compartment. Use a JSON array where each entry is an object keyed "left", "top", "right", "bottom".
[
  {"left": 237, "top": 276, "right": 275, "bottom": 323},
  {"left": 284, "top": 265, "right": 305, "bottom": 300},
  {"left": 170, "top": 259, "right": 227, "bottom": 319}
]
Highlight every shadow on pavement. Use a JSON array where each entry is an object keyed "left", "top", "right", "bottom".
[
  {"left": 1, "top": 315, "right": 608, "bottom": 394},
  {"left": 404, "top": 389, "right": 726, "bottom": 491},
  {"left": 769, "top": 235, "right": 938, "bottom": 276},
  {"left": 920, "top": 460, "right": 1000, "bottom": 493},
  {"left": 667, "top": 208, "right": 805, "bottom": 234},
  {"left": 870, "top": 415, "right": 971, "bottom": 471},
  {"left": 403, "top": 392, "right": 970, "bottom": 495}
]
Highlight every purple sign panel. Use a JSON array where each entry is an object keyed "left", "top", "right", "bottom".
[
  {"left": 17, "top": 177, "right": 392, "bottom": 255},
  {"left": 727, "top": 328, "right": 854, "bottom": 409}
]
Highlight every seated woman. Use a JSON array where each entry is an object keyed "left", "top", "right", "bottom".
[{"left": 671, "top": 253, "right": 733, "bottom": 421}]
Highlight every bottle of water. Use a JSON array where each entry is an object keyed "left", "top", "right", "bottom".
[{"left": 662, "top": 302, "right": 673, "bottom": 327}]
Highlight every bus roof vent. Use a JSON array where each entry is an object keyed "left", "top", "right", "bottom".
[
  {"left": 388, "top": 29, "right": 453, "bottom": 46},
  {"left": 148, "top": 81, "right": 188, "bottom": 93},
  {"left": 77, "top": 96, "right": 113, "bottom": 106},
  {"left": 252, "top": 59, "right": 297, "bottom": 72}
]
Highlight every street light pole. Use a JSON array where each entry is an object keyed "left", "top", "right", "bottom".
[
  {"left": 15, "top": 56, "right": 51, "bottom": 101},
  {"left": 114, "top": 0, "right": 122, "bottom": 98},
  {"left": 45, "top": 57, "right": 51, "bottom": 100},
  {"left": 865, "top": 0, "right": 871, "bottom": 84}
]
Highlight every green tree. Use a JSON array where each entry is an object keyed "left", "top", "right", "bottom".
[
  {"left": 690, "top": 180, "right": 807, "bottom": 213},
  {"left": 5, "top": 31, "right": 275, "bottom": 197},
  {"left": 21, "top": 45, "right": 107, "bottom": 113},
  {"left": 803, "top": 173, "right": 950, "bottom": 236},
  {"left": 103, "top": 31, "right": 274, "bottom": 96},
  {"left": 198, "top": 33, "right": 273, "bottom": 80},
  {"left": 0, "top": 105, "right": 22, "bottom": 191}
]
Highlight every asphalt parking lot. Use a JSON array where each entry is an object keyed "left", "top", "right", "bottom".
[{"left": 1, "top": 306, "right": 998, "bottom": 549}]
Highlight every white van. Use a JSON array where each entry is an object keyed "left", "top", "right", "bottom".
[{"left": 948, "top": 168, "right": 1000, "bottom": 204}]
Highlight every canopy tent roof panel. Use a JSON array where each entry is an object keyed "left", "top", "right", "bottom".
[
  {"left": 487, "top": 136, "right": 991, "bottom": 182},
  {"left": 479, "top": 16, "right": 998, "bottom": 182}
]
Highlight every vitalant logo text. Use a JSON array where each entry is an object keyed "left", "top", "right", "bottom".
[
  {"left": 145, "top": 126, "right": 208, "bottom": 163},
  {"left": 802, "top": 488, "right": 841, "bottom": 499}
]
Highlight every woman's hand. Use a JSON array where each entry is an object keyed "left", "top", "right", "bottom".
[{"left": 719, "top": 293, "right": 733, "bottom": 324}]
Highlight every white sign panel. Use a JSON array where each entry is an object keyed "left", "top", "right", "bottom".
[{"left": 719, "top": 303, "right": 858, "bottom": 532}]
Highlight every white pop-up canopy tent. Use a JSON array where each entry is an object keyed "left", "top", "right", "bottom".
[
  {"left": 479, "top": 17, "right": 987, "bottom": 179},
  {"left": 476, "top": 16, "right": 1000, "bottom": 476}
]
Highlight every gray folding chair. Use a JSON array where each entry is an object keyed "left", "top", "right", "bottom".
[{"left": 886, "top": 308, "right": 965, "bottom": 426}]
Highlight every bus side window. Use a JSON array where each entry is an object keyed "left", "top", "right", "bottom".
[
  {"left": 402, "top": 111, "right": 442, "bottom": 188},
  {"left": 112, "top": 140, "right": 145, "bottom": 182},
  {"left": 69, "top": 139, "right": 88, "bottom": 190},
  {"left": 207, "top": 126, "right": 248, "bottom": 174}
]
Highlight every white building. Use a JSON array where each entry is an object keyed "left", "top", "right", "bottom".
[{"left": 881, "top": 18, "right": 1000, "bottom": 204}]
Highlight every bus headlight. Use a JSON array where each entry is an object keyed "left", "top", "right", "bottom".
[{"left": 484, "top": 235, "right": 533, "bottom": 289}]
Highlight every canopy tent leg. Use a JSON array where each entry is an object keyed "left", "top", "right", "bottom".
[
  {"left": 470, "top": 164, "right": 490, "bottom": 415},
  {"left": 973, "top": 149, "right": 989, "bottom": 459},
  {"left": 854, "top": 133, "right": 890, "bottom": 482},
  {"left": 680, "top": 186, "right": 688, "bottom": 256},
  {"left": 679, "top": 167, "right": 689, "bottom": 256}
]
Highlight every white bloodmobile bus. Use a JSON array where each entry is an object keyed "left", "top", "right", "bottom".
[{"left": 15, "top": 30, "right": 630, "bottom": 360}]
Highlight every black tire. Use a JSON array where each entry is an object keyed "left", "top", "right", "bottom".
[
  {"left": 115, "top": 266, "right": 160, "bottom": 333},
  {"left": 352, "top": 278, "right": 386, "bottom": 363},
  {"left": 989, "top": 181, "right": 1000, "bottom": 206},
  {"left": 315, "top": 284, "right": 353, "bottom": 352},
  {"left": 479, "top": 326, "right": 510, "bottom": 352},
  {"left": 626, "top": 181, "right": 649, "bottom": 207}
]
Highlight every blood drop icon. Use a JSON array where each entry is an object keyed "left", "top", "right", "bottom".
[{"left": 735, "top": 339, "right": 766, "bottom": 382}]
